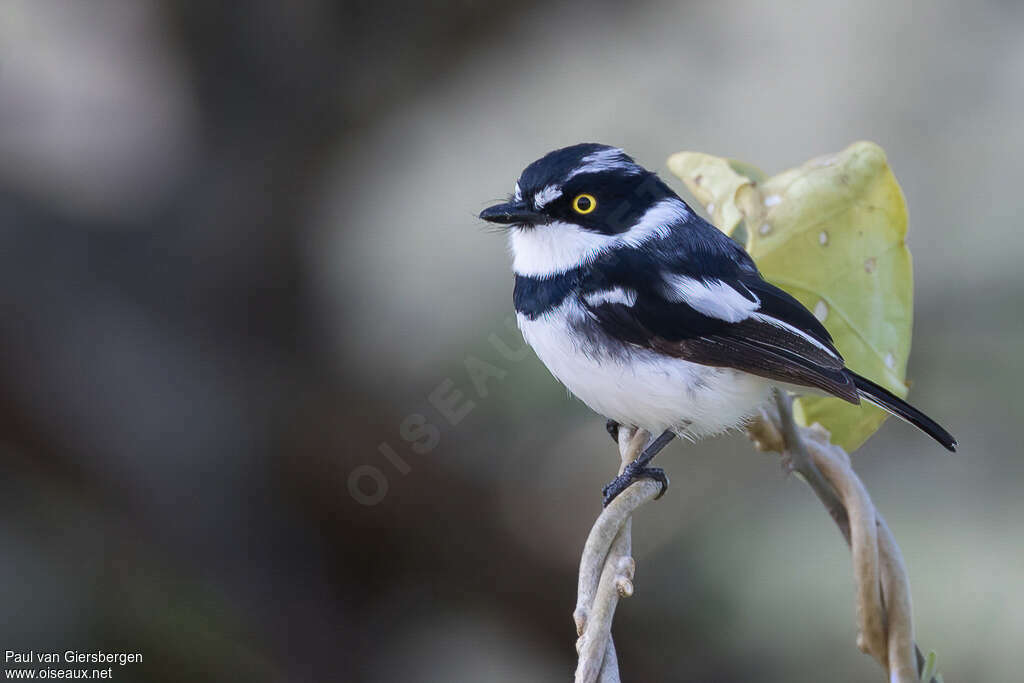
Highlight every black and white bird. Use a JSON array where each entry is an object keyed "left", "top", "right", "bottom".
[{"left": 480, "top": 143, "right": 956, "bottom": 505}]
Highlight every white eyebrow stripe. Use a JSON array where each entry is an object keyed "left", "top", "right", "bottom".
[
  {"left": 584, "top": 287, "right": 638, "bottom": 308},
  {"left": 661, "top": 275, "right": 760, "bottom": 323},
  {"left": 566, "top": 147, "right": 644, "bottom": 179},
  {"left": 533, "top": 184, "right": 562, "bottom": 208},
  {"left": 513, "top": 182, "right": 522, "bottom": 202}
]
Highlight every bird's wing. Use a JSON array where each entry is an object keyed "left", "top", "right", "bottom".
[{"left": 582, "top": 272, "right": 859, "bottom": 402}]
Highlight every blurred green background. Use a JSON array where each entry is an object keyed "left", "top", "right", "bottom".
[{"left": 0, "top": 1, "right": 1021, "bottom": 681}]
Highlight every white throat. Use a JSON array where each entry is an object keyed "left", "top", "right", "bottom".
[{"left": 508, "top": 198, "right": 690, "bottom": 277}]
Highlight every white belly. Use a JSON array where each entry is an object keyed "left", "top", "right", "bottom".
[{"left": 518, "top": 301, "right": 772, "bottom": 438}]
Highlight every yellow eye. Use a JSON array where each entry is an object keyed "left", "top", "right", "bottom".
[{"left": 572, "top": 193, "right": 597, "bottom": 214}]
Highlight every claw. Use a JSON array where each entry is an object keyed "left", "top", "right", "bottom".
[
  {"left": 602, "top": 465, "right": 669, "bottom": 507},
  {"left": 645, "top": 467, "right": 669, "bottom": 500},
  {"left": 600, "top": 429, "right": 676, "bottom": 506}
]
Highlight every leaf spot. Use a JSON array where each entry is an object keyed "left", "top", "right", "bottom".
[
  {"left": 764, "top": 194, "right": 782, "bottom": 207},
  {"left": 813, "top": 300, "right": 828, "bottom": 322},
  {"left": 818, "top": 231, "right": 828, "bottom": 246},
  {"left": 706, "top": 202, "right": 715, "bottom": 214},
  {"left": 885, "top": 352, "right": 895, "bottom": 370},
  {"left": 864, "top": 257, "right": 877, "bottom": 273},
  {"left": 759, "top": 223, "right": 772, "bottom": 235}
]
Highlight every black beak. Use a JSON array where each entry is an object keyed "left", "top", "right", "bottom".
[{"left": 479, "top": 200, "right": 545, "bottom": 226}]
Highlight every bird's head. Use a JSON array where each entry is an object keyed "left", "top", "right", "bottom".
[{"left": 480, "top": 143, "right": 689, "bottom": 276}]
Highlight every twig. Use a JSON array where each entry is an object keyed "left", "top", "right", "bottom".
[
  {"left": 768, "top": 392, "right": 851, "bottom": 542},
  {"left": 574, "top": 427, "right": 660, "bottom": 683}
]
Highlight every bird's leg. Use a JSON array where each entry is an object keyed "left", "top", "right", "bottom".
[
  {"left": 601, "top": 429, "right": 675, "bottom": 507},
  {"left": 604, "top": 419, "right": 620, "bottom": 444}
]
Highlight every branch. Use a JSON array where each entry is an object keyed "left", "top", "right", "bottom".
[
  {"left": 748, "top": 391, "right": 935, "bottom": 682},
  {"left": 573, "top": 391, "right": 941, "bottom": 682}
]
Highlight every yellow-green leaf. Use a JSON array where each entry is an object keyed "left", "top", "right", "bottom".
[
  {"left": 668, "top": 141, "right": 913, "bottom": 452},
  {"left": 665, "top": 152, "right": 758, "bottom": 238}
]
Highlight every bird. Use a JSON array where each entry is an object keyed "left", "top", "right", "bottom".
[{"left": 479, "top": 143, "right": 956, "bottom": 506}]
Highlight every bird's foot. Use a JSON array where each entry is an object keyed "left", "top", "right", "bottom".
[
  {"left": 605, "top": 419, "right": 621, "bottom": 444},
  {"left": 601, "top": 464, "right": 669, "bottom": 507}
]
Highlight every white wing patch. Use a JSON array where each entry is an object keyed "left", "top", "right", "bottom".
[
  {"left": 659, "top": 274, "right": 841, "bottom": 359},
  {"left": 533, "top": 184, "right": 563, "bottom": 208},
  {"left": 584, "top": 287, "right": 638, "bottom": 308},
  {"left": 661, "top": 274, "right": 759, "bottom": 323}
]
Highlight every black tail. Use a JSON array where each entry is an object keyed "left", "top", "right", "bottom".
[{"left": 849, "top": 372, "right": 957, "bottom": 452}]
